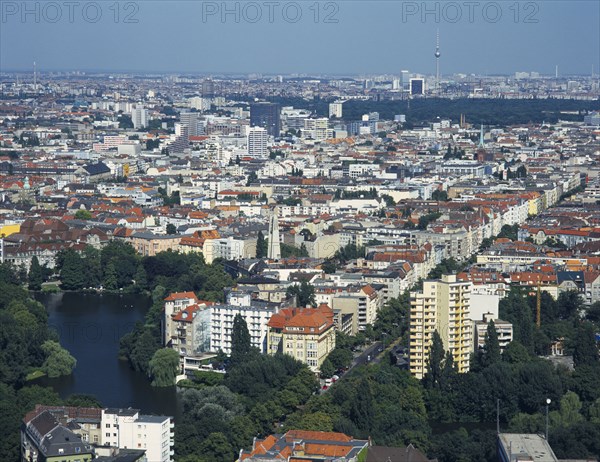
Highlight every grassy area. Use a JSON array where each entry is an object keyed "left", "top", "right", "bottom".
[
  {"left": 41, "top": 282, "right": 61, "bottom": 293},
  {"left": 26, "top": 369, "right": 46, "bottom": 381}
]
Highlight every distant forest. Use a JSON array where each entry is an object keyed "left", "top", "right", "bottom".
[{"left": 259, "top": 97, "right": 600, "bottom": 126}]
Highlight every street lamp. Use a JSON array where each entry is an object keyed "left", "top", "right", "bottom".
[{"left": 545, "top": 398, "right": 551, "bottom": 441}]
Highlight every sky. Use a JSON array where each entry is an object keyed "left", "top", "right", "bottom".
[{"left": 1, "top": 0, "right": 599, "bottom": 76}]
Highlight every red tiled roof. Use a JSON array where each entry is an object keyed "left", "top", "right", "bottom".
[{"left": 164, "top": 291, "right": 198, "bottom": 302}]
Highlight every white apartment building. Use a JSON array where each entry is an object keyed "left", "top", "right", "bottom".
[
  {"left": 409, "top": 274, "right": 472, "bottom": 379},
  {"left": 202, "top": 237, "right": 253, "bottom": 263},
  {"left": 131, "top": 104, "right": 148, "bottom": 129},
  {"left": 100, "top": 409, "right": 174, "bottom": 462},
  {"left": 247, "top": 126, "right": 268, "bottom": 158},
  {"left": 472, "top": 313, "right": 513, "bottom": 353},
  {"left": 209, "top": 301, "right": 279, "bottom": 354},
  {"left": 303, "top": 118, "right": 332, "bottom": 140},
  {"left": 329, "top": 101, "right": 343, "bottom": 118}
]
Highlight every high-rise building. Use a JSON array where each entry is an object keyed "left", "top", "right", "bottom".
[
  {"left": 131, "top": 104, "right": 148, "bottom": 129},
  {"left": 400, "top": 70, "right": 410, "bottom": 91},
  {"left": 267, "top": 210, "right": 281, "bottom": 260},
  {"left": 410, "top": 78, "right": 425, "bottom": 95},
  {"left": 180, "top": 111, "right": 200, "bottom": 137},
  {"left": 202, "top": 79, "right": 215, "bottom": 98},
  {"left": 247, "top": 126, "right": 268, "bottom": 158},
  {"left": 250, "top": 102, "right": 281, "bottom": 136},
  {"left": 409, "top": 274, "right": 472, "bottom": 379},
  {"left": 329, "top": 101, "right": 343, "bottom": 118}
]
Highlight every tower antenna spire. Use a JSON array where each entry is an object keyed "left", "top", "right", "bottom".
[
  {"left": 33, "top": 61, "right": 37, "bottom": 91},
  {"left": 434, "top": 29, "right": 441, "bottom": 94}
]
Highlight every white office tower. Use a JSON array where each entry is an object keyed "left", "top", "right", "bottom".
[
  {"left": 267, "top": 210, "right": 281, "bottom": 260},
  {"left": 329, "top": 101, "right": 343, "bottom": 118},
  {"left": 180, "top": 111, "right": 200, "bottom": 137},
  {"left": 247, "top": 126, "right": 268, "bottom": 158},
  {"left": 131, "top": 104, "right": 148, "bottom": 129},
  {"left": 401, "top": 70, "right": 410, "bottom": 91}
]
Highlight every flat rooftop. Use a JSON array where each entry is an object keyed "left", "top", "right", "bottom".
[{"left": 498, "top": 433, "right": 557, "bottom": 462}]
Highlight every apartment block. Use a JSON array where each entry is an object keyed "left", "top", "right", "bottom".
[
  {"left": 409, "top": 274, "right": 472, "bottom": 379},
  {"left": 101, "top": 409, "right": 174, "bottom": 462},
  {"left": 473, "top": 313, "right": 513, "bottom": 353},
  {"left": 267, "top": 305, "right": 336, "bottom": 373}
]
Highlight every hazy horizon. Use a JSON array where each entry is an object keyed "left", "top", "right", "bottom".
[{"left": 1, "top": 1, "right": 599, "bottom": 76}]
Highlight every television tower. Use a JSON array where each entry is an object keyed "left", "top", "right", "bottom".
[
  {"left": 33, "top": 61, "right": 37, "bottom": 91},
  {"left": 434, "top": 30, "right": 441, "bottom": 94}
]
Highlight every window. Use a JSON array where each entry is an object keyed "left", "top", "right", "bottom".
[
  {"left": 93, "top": 435, "right": 98, "bottom": 443},
  {"left": 105, "top": 424, "right": 110, "bottom": 428},
  {"left": 106, "top": 433, "right": 110, "bottom": 438}
]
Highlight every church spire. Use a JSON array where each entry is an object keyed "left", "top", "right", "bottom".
[{"left": 267, "top": 208, "right": 281, "bottom": 260}]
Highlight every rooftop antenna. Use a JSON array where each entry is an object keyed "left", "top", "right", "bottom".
[
  {"left": 555, "top": 65, "right": 558, "bottom": 79},
  {"left": 33, "top": 61, "right": 37, "bottom": 90}
]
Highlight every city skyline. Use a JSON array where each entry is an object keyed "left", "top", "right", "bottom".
[{"left": 1, "top": 1, "right": 598, "bottom": 76}]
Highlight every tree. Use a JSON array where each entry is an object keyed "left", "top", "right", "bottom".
[
  {"left": 286, "top": 281, "right": 316, "bottom": 308},
  {"left": 482, "top": 320, "right": 501, "bottom": 367},
  {"left": 166, "top": 223, "right": 177, "bottom": 235},
  {"left": 230, "top": 314, "right": 252, "bottom": 366},
  {"left": 573, "top": 322, "right": 599, "bottom": 368},
  {"left": 28, "top": 256, "right": 43, "bottom": 291},
  {"left": 103, "top": 262, "right": 118, "bottom": 291},
  {"left": 431, "top": 190, "right": 448, "bottom": 201},
  {"left": 586, "top": 302, "right": 600, "bottom": 324},
  {"left": 502, "top": 341, "right": 531, "bottom": 364},
  {"left": 423, "top": 331, "right": 445, "bottom": 389},
  {"left": 256, "top": 231, "right": 267, "bottom": 258},
  {"left": 349, "top": 377, "right": 374, "bottom": 434},
  {"left": 320, "top": 359, "right": 335, "bottom": 378},
  {"left": 133, "top": 265, "right": 148, "bottom": 292},
  {"left": 41, "top": 340, "right": 77, "bottom": 378},
  {"left": 326, "top": 348, "right": 353, "bottom": 370},
  {"left": 64, "top": 394, "right": 102, "bottom": 408},
  {"left": 148, "top": 348, "right": 180, "bottom": 386},
  {"left": 82, "top": 246, "right": 101, "bottom": 288},
  {"left": 59, "top": 249, "right": 86, "bottom": 290},
  {"left": 198, "top": 432, "right": 234, "bottom": 462},
  {"left": 74, "top": 209, "right": 92, "bottom": 220}
]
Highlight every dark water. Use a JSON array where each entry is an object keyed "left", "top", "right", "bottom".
[{"left": 34, "top": 292, "right": 181, "bottom": 420}]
